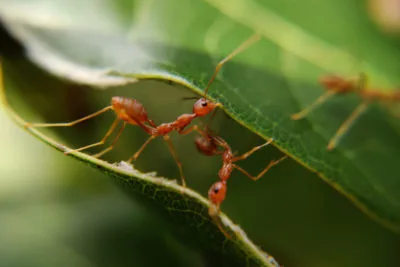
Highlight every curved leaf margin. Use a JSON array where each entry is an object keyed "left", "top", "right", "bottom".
[{"left": 0, "top": 59, "right": 282, "bottom": 267}]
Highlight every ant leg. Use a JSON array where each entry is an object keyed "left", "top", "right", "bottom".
[
  {"left": 355, "top": 72, "right": 368, "bottom": 91},
  {"left": 127, "top": 135, "right": 157, "bottom": 163},
  {"left": 232, "top": 138, "right": 274, "bottom": 162},
  {"left": 179, "top": 125, "right": 204, "bottom": 136},
  {"left": 163, "top": 135, "right": 186, "bottom": 187},
  {"left": 203, "top": 33, "right": 261, "bottom": 96},
  {"left": 25, "top": 106, "right": 113, "bottom": 128},
  {"left": 64, "top": 118, "right": 120, "bottom": 155},
  {"left": 148, "top": 119, "right": 157, "bottom": 128},
  {"left": 327, "top": 102, "right": 369, "bottom": 150},
  {"left": 92, "top": 122, "right": 127, "bottom": 158},
  {"left": 233, "top": 155, "right": 288, "bottom": 181},
  {"left": 291, "top": 91, "right": 336, "bottom": 120}
]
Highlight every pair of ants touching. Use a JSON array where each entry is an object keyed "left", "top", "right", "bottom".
[
  {"left": 22, "top": 33, "right": 287, "bottom": 238},
  {"left": 195, "top": 126, "right": 288, "bottom": 237},
  {"left": 18, "top": 31, "right": 399, "bottom": 240}
]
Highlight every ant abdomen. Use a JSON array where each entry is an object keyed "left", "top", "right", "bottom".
[{"left": 111, "top": 96, "right": 150, "bottom": 124}]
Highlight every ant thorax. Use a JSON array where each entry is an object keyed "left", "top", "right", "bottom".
[
  {"left": 218, "top": 163, "right": 233, "bottom": 181},
  {"left": 172, "top": 113, "right": 196, "bottom": 131},
  {"left": 156, "top": 123, "right": 174, "bottom": 135},
  {"left": 222, "top": 149, "right": 233, "bottom": 163}
]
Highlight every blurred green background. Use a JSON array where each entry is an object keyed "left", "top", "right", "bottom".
[{"left": 1, "top": 0, "right": 400, "bottom": 267}]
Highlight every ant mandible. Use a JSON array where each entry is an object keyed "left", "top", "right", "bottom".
[
  {"left": 291, "top": 73, "right": 400, "bottom": 150},
  {"left": 194, "top": 128, "right": 288, "bottom": 237},
  {"left": 25, "top": 33, "right": 262, "bottom": 187}
]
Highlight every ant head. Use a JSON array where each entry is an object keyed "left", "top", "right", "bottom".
[
  {"left": 193, "top": 98, "right": 219, "bottom": 117},
  {"left": 208, "top": 181, "right": 226, "bottom": 205},
  {"left": 195, "top": 135, "right": 217, "bottom": 156}
]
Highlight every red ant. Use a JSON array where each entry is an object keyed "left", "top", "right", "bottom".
[
  {"left": 24, "top": 33, "right": 262, "bottom": 186},
  {"left": 194, "top": 128, "right": 288, "bottom": 237},
  {"left": 291, "top": 73, "right": 400, "bottom": 150}
]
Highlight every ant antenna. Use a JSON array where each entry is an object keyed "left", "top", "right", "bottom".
[
  {"left": 182, "top": 96, "right": 199, "bottom": 101},
  {"left": 203, "top": 33, "right": 261, "bottom": 97},
  {"left": 204, "top": 108, "right": 219, "bottom": 130}
]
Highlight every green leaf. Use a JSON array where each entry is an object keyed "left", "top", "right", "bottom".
[
  {"left": 1, "top": 0, "right": 400, "bottom": 242},
  {"left": 0, "top": 60, "right": 281, "bottom": 267}
]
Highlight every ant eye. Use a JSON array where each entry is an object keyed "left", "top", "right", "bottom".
[
  {"left": 208, "top": 181, "right": 226, "bottom": 205},
  {"left": 213, "top": 186, "right": 220, "bottom": 194},
  {"left": 201, "top": 101, "right": 208, "bottom": 107}
]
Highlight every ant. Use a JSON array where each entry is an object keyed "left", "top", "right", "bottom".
[
  {"left": 194, "top": 127, "right": 288, "bottom": 237},
  {"left": 291, "top": 73, "right": 400, "bottom": 150},
  {"left": 24, "top": 33, "right": 262, "bottom": 186}
]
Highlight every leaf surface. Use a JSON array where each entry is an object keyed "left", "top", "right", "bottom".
[{"left": 0, "top": 59, "right": 283, "bottom": 267}]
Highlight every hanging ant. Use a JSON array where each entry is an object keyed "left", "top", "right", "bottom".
[
  {"left": 24, "top": 33, "right": 262, "bottom": 186},
  {"left": 194, "top": 128, "right": 288, "bottom": 237},
  {"left": 291, "top": 73, "right": 400, "bottom": 150}
]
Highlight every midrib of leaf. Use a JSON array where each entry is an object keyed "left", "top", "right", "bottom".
[{"left": 203, "top": 0, "right": 393, "bottom": 88}]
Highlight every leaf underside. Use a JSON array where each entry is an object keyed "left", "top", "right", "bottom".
[{"left": 0, "top": 60, "right": 281, "bottom": 267}]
